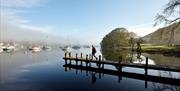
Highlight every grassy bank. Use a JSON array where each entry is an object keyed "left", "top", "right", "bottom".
[
  {"left": 123, "top": 44, "right": 180, "bottom": 54},
  {"left": 140, "top": 45, "right": 180, "bottom": 56}
]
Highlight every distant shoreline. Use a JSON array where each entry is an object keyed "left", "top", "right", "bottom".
[{"left": 122, "top": 45, "right": 180, "bottom": 57}]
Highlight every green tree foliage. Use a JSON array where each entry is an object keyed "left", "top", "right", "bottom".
[
  {"left": 101, "top": 28, "right": 129, "bottom": 50},
  {"left": 100, "top": 27, "right": 137, "bottom": 61}
]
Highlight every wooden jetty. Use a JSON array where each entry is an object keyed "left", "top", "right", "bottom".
[
  {"left": 63, "top": 53, "right": 180, "bottom": 87},
  {"left": 63, "top": 53, "right": 180, "bottom": 72}
]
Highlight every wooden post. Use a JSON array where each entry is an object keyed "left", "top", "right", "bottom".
[
  {"left": 76, "top": 53, "right": 78, "bottom": 59},
  {"left": 145, "top": 57, "right": 148, "bottom": 74},
  {"left": 70, "top": 59, "right": 71, "bottom": 65},
  {"left": 80, "top": 53, "right": 83, "bottom": 66},
  {"left": 89, "top": 54, "right": 91, "bottom": 60},
  {"left": 80, "top": 60, "right": 82, "bottom": 66},
  {"left": 86, "top": 70, "right": 88, "bottom": 76},
  {"left": 65, "top": 53, "right": 67, "bottom": 58},
  {"left": 75, "top": 53, "right": 78, "bottom": 65},
  {"left": 118, "top": 56, "right": 122, "bottom": 72},
  {"left": 76, "top": 68, "right": 78, "bottom": 74},
  {"left": 65, "top": 59, "right": 67, "bottom": 65},
  {"left": 65, "top": 53, "right": 67, "bottom": 65},
  {"left": 102, "top": 56, "right": 104, "bottom": 69},
  {"left": 99, "top": 72, "right": 101, "bottom": 79},
  {"left": 64, "top": 66, "right": 67, "bottom": 72},
  {"left": 89, "top": 62, "right": 91, "bottom": 67},
  {"left": 99, "top": 55, "right": 101, "bottom": 61},
  {"left": 118, "top": 56, "right": 122, "bottom": 83},
  {"left": 145, "top": 57, "right": 148, "bottom": 88},
  {"left": 86, "top": 54, "right": 88, "bottom": 60},
  {"left": 69, "top": 52, "right": 71, "bottom": 58},
  {"left": 81, "top": 53, "right": 83, "bottom": 58},
  {"left": 76, "top": 60, "right": 78, "bottom": 65},
  {"left": 97, "top": 55, "right": 101, "bottom": 68},
  {"left": 86, "top": 54, "right": 88, "bottom": 67}
]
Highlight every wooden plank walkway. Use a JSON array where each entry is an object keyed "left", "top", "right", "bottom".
[{"left": 62, "top": 53, "right": 180, "bottom": 72}]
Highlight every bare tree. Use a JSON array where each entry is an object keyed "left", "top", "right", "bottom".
[
  {"left": 154, "top": 0, "right": 180, "bottom": 26},
  {"left": 154, "top": 0, "right": 180, "bottom": 45}
]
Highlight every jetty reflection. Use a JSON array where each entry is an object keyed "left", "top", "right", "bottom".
[{"left": 63, "top": 64, "right": 180, "bottom": 87}]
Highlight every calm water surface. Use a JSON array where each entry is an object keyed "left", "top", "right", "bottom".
[{"left": 0, "top": 48, "right": 180, "bottom": 91}]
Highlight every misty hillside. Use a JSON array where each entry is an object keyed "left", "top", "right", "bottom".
[{"left": 143, "top": 22, "right": 180, "bottom": 45}]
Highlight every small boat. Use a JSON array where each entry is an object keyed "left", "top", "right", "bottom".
[
  {"left": 2, "top": 46, "right": 15, "bottom": 52},
  {"left": 0, "top": 48, "right": 3, "bottom": 53},
  {"left": 62, "top": 46, "right": 71, "bottom": 52},
  {"left": 42, "top": 45, "right": 51, "bottom": 50},
  {"left": 83, "top": 45, "right": 90, "bottom": 48},
  {"left": 29, "top": 45, "right": 41, "bottom": 52},
  {"left": 72, "top": 45, "right": 80, "bottom": 50}
]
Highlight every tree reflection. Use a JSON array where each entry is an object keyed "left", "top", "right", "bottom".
[
  {"left": 101, "top": 48, "right": 132, "bottom": 62},
  {"left": 101, "top": 48, "right": 144, "bottom": 63},
  {"left": 152, "top": 71, "right": 180, "bottom": 91}
]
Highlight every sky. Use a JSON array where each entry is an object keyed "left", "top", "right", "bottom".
[{"left": 0, "top": 0, "right": 168, "bottom": 45}]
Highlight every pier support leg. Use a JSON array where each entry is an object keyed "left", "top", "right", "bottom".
[
  {"left": 69, "top": 52, "right": 71, "bottom": 58},
  {"left": 99, "top": 72, "right": 101, "bottom": 79},
  {"left": 102, "top": 63, "right": 104, "bottom": 69},
  {"left": 99, "top": 55, "right": 101, "bottom": 61},
  {"left": 76, "top": 61, "right": 78, "bottom": 66},
  {"left": 118, "top": 56, "right": 122, "bottom": 72},
  {"left": 145, "top": 57, "right": 148, "bottom": 74},
  {"left": 64, "top": 66, "right": 67, "bottom": 72},
  {"left": 76, "top": 69, "right": 78, "bottom": 74},
  {"left": 118, "top": 75, "right": 122, "bottom": 83},
  {"left": 65, "top": 59, "right": 67, "bottom": 65},
  {"left": 70, "top": 60, "right": 71, "bottom": 65},
  {"left": 65, "top": 53, "right": 67, "bottom": 58},
  {"left": 81, "top": 53, "right": 83, "bottom": 58},
  {"left": 145, "top": 57, "right": 148, "bottom": 88},
  {"left": 81, "top": 53, "right": 83, "bottom": 66},
  {"left": 86, "top": 54, "right": 88, "bottom": 67},
  {"left": 75, "top": 53, "right": 78, "bottom": 66}
]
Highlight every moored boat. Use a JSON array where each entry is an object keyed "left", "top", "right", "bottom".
[
  {"left": 42, "top": 45, "right": 51, "bottom": 50},
  {"left": 0, "top": 48, "right": 3, "bottom": 53},
  {"left": 61, "top": 46, "right": 71, "bottom": 52},
  {"left": 29, "top": 45, "right": 41, "bottom": 52}
]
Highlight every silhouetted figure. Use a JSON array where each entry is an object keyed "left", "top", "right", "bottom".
[{"left": 91, "top": 45, "right": 97, "bottom": 60}]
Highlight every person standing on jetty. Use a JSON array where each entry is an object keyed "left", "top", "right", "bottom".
[{"left": 91, "top": 45, "right": 98, "bottom": 60}]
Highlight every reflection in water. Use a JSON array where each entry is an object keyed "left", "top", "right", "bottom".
[
  {"left": 143, "top": 53, "right": 180, "bottom": 66},
  {"left": 1, "top": 49, "right": 180, "bottom": 91},
  {"left": 101, "top": 48, "right": 145, "bottom": 64},
  {"left": 101, "top": 47, "right": 180, "bottom": 66},
  {"left": 91, "top": 72, "right": 97, "bottom": 84},
  {"left": 102, "top": 49, "right": 132, "bottom": 62},
  {"left": 152, "top": 71, "right": 180, "bottom": 91},
  {"left": 63, "top": 64, "right": 180, "bottom": 89}
]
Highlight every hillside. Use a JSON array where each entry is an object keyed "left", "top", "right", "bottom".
[{"left": 143, "top": 22, "right": 180, "bottom": 45}]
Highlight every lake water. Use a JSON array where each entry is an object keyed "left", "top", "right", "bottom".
[{"left": 0, "top": 48, "right": 180, "bottom": 91}]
